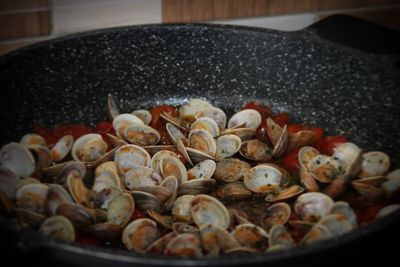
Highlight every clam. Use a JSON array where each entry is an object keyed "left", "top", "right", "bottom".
[
  {"left": 147, "top": 210, "right": 173, "bottom": 230},
  {"left": 190, "top": 194, "right": 230, "bottom": 229},
  {"left": 307, "top": 155, "right": 344, "bottom": 183},
  {"left": 45, "top": 184, "right": 73, "bottom": 216},
  {"left": 145, "top": 232, "right": 177, "bottom": 254},
  {"left": 172, "top": 222, "right": 199, "bottom": 234},
  {"left": 164, "top": 233, "right": 203, "bottom": 257},
  {"left": 129, "top": 191, "right": 162, "bottom": 212},
  {"left": 260, "top": 202, "right": 291, "bottom": 232},
  {"left": 199, "top": 224, "right": 220, "bottom": 256},
  {"left": 71, "top": 134, "right": 108, "bottom": 163},
  {"left": 132, "top": 109, "right": 152, "bottom": 125},
  {"left": 294, "top": 192, "right": 334, "bottom": 222},
  {"left": 264, "top": 185, "right": 304, "bottom": 203},
  {"left": 381, "top": 168, "right": 400, "bottom": 197},
  {"left": 214, "top": 226, "right": 241, "bottom": 251},
  {"left": 39, "top": 215, "right": 75, "bottom": 241},
  {"left": 85, "top": 223, "right": 123, "bottom": 241},
  {"left": 16, "top": 183, "right": 48, "bottom": 214},
  {"left": 215, "top": 134, "right": 241, "bottom": 161},
  {"left": 187, "top": 159, "right": 216, "bottom": 180},
  {"left": 186, "top": 147, "right": 214, "bottom": 163},
  {"left": 216, "top": 181, "right": 252, "bottom": 201},
  {"left": 178, "top": 179, "right": 216, "bottom": 196},
  {"left": 172, "top": 195, "right": 195, "bottom": 223},
  {"left": 191, "top": 117, "right": 219, "bottom": 137},
  {"left": 359, "top": 151, "right": 390, "bottom": 178},
  {"left": 55, "top": 161, "right": 87, "bottom": 186},
  {"left": 124, "top": 124, "right": 160, "bottom": 146},
  {"left": 376, "top": 204, "right": 400, "bottom": 218},
  {"left": 107, "top": 94, "right": 120, "bottom": 121},
  {"left": 122, "top": 218, "right": 160, "bottom": 252},
  {"left": 67, "top": 173, "right": 95, "bottom": 208},
  {"left": 28, "top": 144, "right": 52, "bottom": 168},
  {"left": 95, "top": 161, "right": 118, "bottom": 176},
  {"left": 151, "top": 150, "right": 180, "bottom": 175},
  {"left": 329, "top": 201, "right": 357, "bottom": 227},
  {"left": 221, "top": 127, "right": 256, "bottom": 141},
  {"left": 243, "top": 165, "right": 282, "bottom": 193},
  {"left": 106, "top": 133, "right": 128, "bottom": 147},
  {"left": 352, "top": 181, "right": 385, "bottom": 201},
  {"left": 317, "top": 214, "right": 354, "bottom": 237},
  {"left": 51, "top": 135, "right": 74, "bottom": 162},
  {"left": 138, "top": 185, "right": 172, "bottom": 202},
  {"left": 332, "top": 142, "right": 362, "bottom": 171},
  {"left": 124, "top": 166, "right": 162, "bottom": 190},
  {"left": 231, "top": 223, "right": 269, "bottom": 251},
  {"left": 0, "top": 167, "right": 18, "bottom": 198},
  {"left": 195, "top": 106, "right": 227, "bottom": 130},
  {"left": 143, "top": 145, "right": 176, "bottom": 156},
  {"left": 114, "top": 144, "right": 151, "bottom": 174},
  {"left": 166, "top": 122, "right": 188, "bottom": 145},
  {"left": 112, "top": 113, "right": 143, "bottom": 137},
  {"left": 13, "top": 207, "right": 45, "bottom": 227},
  {"left": 272, "top": 124, "right": 288, "bottom": 157},
  {"left": 107, "top": 193, "right": 134, "bottom": 227},
  {"left": 161, "top": 175, "right": 179, "bottom": 210},
  {"left": 214, "top": 158, "right": 250, "bottom": 182},
  {"left": 0, "top": 142, "right": 35, "bottom": 178},
  {"left": 92, "top": 186, "right": 122, "bottom": 210},
  {"left": 92, "top": 170, "right": 121, "bottom": 193},
  {"left": 268, "top": 225, "right": 294, "bottom": 248},
  {"left": 301, "top": 224, "right": 332, "bottom": 244},
  {"left": 56, "top": 203, "right": 97, "bottom": 229},
  {"left": 239, "top": 139, "right": 273, "bottom": 162},
  {"left": 176, "top": 137, "right": 194, "bottom": 166},
  {"left": 188, "top": 129, "right": 216, "bottom": 157},
  {"left": 20, "top": 133, "right": 47, "bottom": 146},
  {"left": 159, "top": 155, "right": 188, "bottom": 184},
  {"left": 299, "top": 146, "right": 320, "bottom": 168},
  {"left": 179, "top": 99, "right": 213, "bottom": 122},
  {"left": 266, "top": 117, "right": 283, "bottom": 145},
  {"left": 288, "top": 130, "right": 316, "bottom": 150},
  {"left": 16, "top": 177, "right": 40, "bottom": 191},
  {"left": 160, "top": 111, "right": 189, "bottom": 132},
  {"left": 228, "top": 109, "right": 261, "bottom": 130}
]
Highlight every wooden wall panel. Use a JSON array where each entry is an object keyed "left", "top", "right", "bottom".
[
  {"left": 0, "top": 10, "right": 51, "bottom": 38},
  {"left": 162, "top": 0, "right": 400, "bottom": 23},
  {"left": 0, "top": 0, "right": 50, "bottom": 12}
]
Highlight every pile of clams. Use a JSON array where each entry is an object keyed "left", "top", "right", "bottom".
[{"left": 0, "top": 97, "right": 399, "bottom": 258}]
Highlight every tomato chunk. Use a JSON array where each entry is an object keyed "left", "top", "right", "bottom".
[
  {"left": 315, "top": 136, "right": 348, "bottom": 155},
  {"left": 150, "top": 105, "right": 179, "bottom": 145},
  {"left": 243, "top": 101, "right": 272, "bottom": 142},
  {"left": 281, "top": 148, "right": 301, "bottom": 173},
  {"left": 271, "top": 112, "right": 289, "bottom": 128}
]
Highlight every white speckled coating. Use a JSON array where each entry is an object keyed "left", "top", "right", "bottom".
[{"left": 1, "top": 24, "right": 399, "bottom": 165}]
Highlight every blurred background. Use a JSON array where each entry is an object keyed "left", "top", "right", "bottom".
[{"left": 1, "top": 0, "right": 399, "bottom": 56}]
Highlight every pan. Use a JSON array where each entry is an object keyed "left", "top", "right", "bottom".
[{"left": 1, "top": 16, "right": 399, "bottom": 266}]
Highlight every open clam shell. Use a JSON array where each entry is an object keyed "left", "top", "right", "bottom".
[
  {"left": 92, "top": 170, "right": 121, "bottom": 193},
  {"left": 268, "top": 225, "right": 294, "bottom": 248},
  {"left": 294, "top": 192, "right": 334, "bottom": 222},
  {"left": 301, "top": 224, "right": 332, "bottom": 244},
  {"left": 112, "top": 113, "right": 143, "bottom": 137},
  {"left": 288, "top": 130, "right": 316, "bottom": 151},
  {"left": 151, "top": 150, "right": 180, "bottom": 174},
  {"left": 228, "top": 109, "right": 261, "bottom": 130},
  {"left": 124, "top": 166, "right": 162, "bottom": 190},
  {"left": 307, "top": 155, "right": 344, "bottom": 183},
  {"left": 243, "top": 165, "right": 282, "bottom": 193},
  {"left": 266, "top": 117, "right": 282, "bottom": 145},
  {"left": 190, "top": 194, "right": 230, "bottom": 229},
  {"left": 359, "top": 151, "right": 390, "bottom": 178},
  {"left": 124, "top": 124, "right": 160, "bottom": 146},
  {"left": 106, "top": 192, "right": 134, "bottom": 227},
  {"left": 147, "top": 210, "right": 173, "bottom": 230},
  {"left": 317, "top": 214, "right": 355, "bottom": 237},
  {"left": 159, "top": 155, "right": 188, "bottom": 184},
  {"left": 191, "top": 117, "right": 220, "bottom": 137},
  {"left": 187, "top": 159, "right": 216, "bottom": 180},
  {"left": 215, "top": 134, "right": 241, "bottom": 161},
  {"left": 178, "top": 179, "right": 216, "bottom": 196},
  {"left": 260, "top": 202, "right": 291, "bottom": 232},
  {"left": 179, "top": 98, "right": 213, "bottom": 122},
  {"left": 132, "top": 109, "right": 152, "bottom": 125},
  {"left": 188, "top": 129, "right": 216, "bottom": 157},
  {"left": 195, "top": 106, "right": 227, "bottom": 131},
  {"left": 172, "top": 195, "right": 195, "bottom": 223},
  {"left": 145, "top": 232, "right": 177, "bottom": 254},
  {"left": 329, "top": 201, "right": 357, "bottom": 227},
  {"left": 129, "top": 190, "right": 162, "bottom": 212},
  {"left": 214, "top": 158, "right": 250, "bottom": 183},
  {"left": 239, "top": 139, "right": 273, "bottom": 162},
  {"left": 186, "top": 147, "right": 215, "bottom": 163},
  {"left": 71, "top": 134, "right": 108, "bottom": 163},
  {"left": 114, "top": 144, "right": 151, "bottom": 174},
  {"left": 20, "top": 133, "right": 47, "bottom": 147},
  {"left": 51, "top": 135, "right": 74, "bottom": 162},
  {"left": 166, "top": 123, "right": 188, "bottom": 145},
  {"left": 160, "top": 175, "right": 179, "bottom": 211},
  {"left": 45, "top": 184, "right": 73, "bottom": 216},
  {"left": 231, "top": 223, "right": 269, "bottom": 251},
  {"left": 298, "top": 146, "right": 320, "bottom": 168},
  {"left": 122, "top": 218, "right": 160, "bottom": 252},
  {"left": 0, "top": 142, "right": 35, "bottom": 178},
  {"left": 216, "top": 181, "right": 252, "bottom": 201},
  {"left": 67, "top": 173, "right": 95, "bottom": 208},
  {"left": 164, "top": 233, "right": 203, "bottom": 257},
  {"left": 382, "top": 168, "right": 400, "bottom": 197},
  {"left": 39, "top": 215, "right": 75, "bottom": 241},
  {"left": 16, "top": 183, "right": 49, "bottom": 214}
]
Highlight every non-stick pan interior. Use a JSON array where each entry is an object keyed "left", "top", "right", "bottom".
[{"left": 0, "top": 24, "right": 400, "bottom": 265}]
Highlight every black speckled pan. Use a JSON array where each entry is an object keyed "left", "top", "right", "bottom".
[{"left": 1, "top": 23, "right": 400, "bottom": 266}]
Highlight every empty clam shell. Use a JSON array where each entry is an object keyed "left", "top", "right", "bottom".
[
  {"left": 299, "top": 165, "right": 320, "bottom": 192},
  {"left": 0, "top": 142, "right": 35, "bottom": 178},
  {"left": 359, "top": 151, "right": 390, "bottom": 178},
  {"left": 39, "top": 215, "right": 75, "bottom": 241},
  {"left": 186, "top": 147, "right": 215, "bottom": 163},
  {"left": 214, "top": 158, "right": 250, "bottom": 182},
  {"left": 115, "top": 144, "right": 151, "bottom": 174},
  {"left": 215, "top": 134, "right": 241, "bottom": 161},
  {"left": 190, "top": 194, "right": 230, "bottom": 229},
  {"left": 160, "top": 111, "right": 189, "bottom": 132},
  {"left": 268, "top": 225, "right": 294, "bottom": 248},
  {"left": 228, "top": 109, "right": 261, "bottom": 130},
  {"left": 122, "top": 218, "right": 160, "bottom": 252},
  {"left": 243, "top": 165, "right": 282, "bottom": 193},
  {"left": 272, "top": 124, "right": 288, "bottom": 157},
  {"left": 294, "top": 192, "right": 334, "bottom": 222},
  {"left": 151, "top": 150, "right": 180, "bottom": 174}
]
